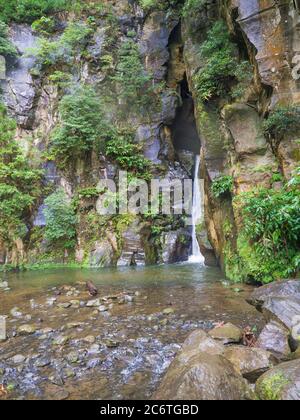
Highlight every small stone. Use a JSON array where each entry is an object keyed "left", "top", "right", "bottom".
[
  {"left": 83, "top": 335, "right": 95, "bottom": 344},
  {"left": 98, "top": 305, "right": 108, "bottom": 312},
  {"left": 88, "top": 344, "right": 100, "bottom": 354},
  {"left": 64, "top": 368, "right": 76, "bottom": 378},
  {"left": 49, "top": 375, "right": 64, "bottom": 386},
  {"left": 53, "top": 335, "right": 69, "bottom": 346},
  {"left": 0, "top": 281, "right": 8, "bottom": 289},
  {"left": 66, "top": 351, "right": 79, "bottom": 364},
  {"left": 57, "top": 302, "right": 71, "bottom": 309},
  {"left": 11, "top": 354, "right": 26, "bottom": 364},
  {"left": 103, "top": 339, "right": 119, "bottom": 348},
  {"left": 10, "top": 307, "right": 22, "bottom": 318},
  {"left": 70, "top": 300, "right": 80, "bottom": 308},
  {"left": 38, "top": 327, "right": 53, "bottom": 335},
  {"left": 66, "top": 322, "right": 84, "bottom": 329},
  {"left": 17, "top": 324, "right": 36, "bottom": 335},
  {"left": 209, "top": 323, "right": 243, "bottom": 344},
  {"left": 124, "top": 295, "right": 134, "bottom": 303},
  {"left": 35, "top": 358, "right": 51, "bottom": 368},
  {"left": 86, "top": 299, "right": 101, "bottom": 307},
  {"left": 163, "top": 308, "right": 174, "bottom": 315}
]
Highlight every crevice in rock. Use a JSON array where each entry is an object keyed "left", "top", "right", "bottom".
[{"left": 171, "top": 74, "right": 201, "bottom": 156}]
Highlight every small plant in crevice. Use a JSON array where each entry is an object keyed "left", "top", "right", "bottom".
[
  {"left": 193, "top": 20, "right": 252, "bottom": 101},
  {"left": 211, "top": 175, "right": 234, "bottom": 199}
]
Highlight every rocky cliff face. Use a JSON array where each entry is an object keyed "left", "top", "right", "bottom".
[{"left": 0, "top": 0, "right": 299, "bottom": 279}]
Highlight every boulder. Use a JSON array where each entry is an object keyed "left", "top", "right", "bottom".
[
  {"left": 209, "top": 323, "right": 243, "bottom": 344},
  {"left": 256, "top": 321, "right": 291, "bottom": 360},
  {"left": 262, "top": 297, "right": 300, "bottom": 331},
  {"left": 247, "top": 280, "right": 300, "bottom": 311},
  {"left": 256, "top": 360, "right": 300, "bottom": 400},
  {"left": 178, "top": 330, "right": 225, "bottom": 363},
  {"left": 223, "top": 346, "right": 278, "bottom": 382},
  {"left": 153, "top": 353, "right": 253, "bottom": 400}
]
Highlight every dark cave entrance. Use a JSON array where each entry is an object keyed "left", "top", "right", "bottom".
[{"left": 171, "top": 75, "right": 201, "bottom": 156}]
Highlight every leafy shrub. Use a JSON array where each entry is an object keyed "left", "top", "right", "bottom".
[
  {"left": 111, "top": 40, "right": 155, "bottom": 110},
  {"left": 234, "top": 180, "right": 300, "bottom": 283},
  {"left": 0, "top": 105, "right": 43, "bottom": 245},
  {"left": 31, "top": 16, "right": 55, "bottom": 35},
  {"left": 44, "top": 188, "right": 76, "bottom": 249},
  {"left": 0, "top": 20, "right": 17, "bottom": 58},
  {"left": 29, "top": 21, "right": 93, "bottom": 67},
  {"left": 263, "top": 106, "right": 300, "bottom": 140},
  {"left": 211, "top": 175, "right": 234, "bottom": 198},
  {"left": 182, "top": 0, "right": 206, "bottom": 18},
  {"left": 105, "top": 132, "right": 151, "bottom": 178},
  {"left": 0, "top": 0, "right": 68, "bottom": 23},
  {"left": 51, "top": 86, "right": 110, "bottom": 163},
  {"left": 194, "top": 21, "right": 252, "bottom": 101}
]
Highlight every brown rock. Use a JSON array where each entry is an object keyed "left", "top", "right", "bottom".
[
  {"left": 256, "top": 321, "right": 291, "bottom": 360},
  {"left": 209, "top": 323, "right": 243, "bottom": 344}
]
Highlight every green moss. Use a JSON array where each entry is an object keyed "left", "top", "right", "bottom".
[{"left": 258, "top": 373, "right": 290, "bottom": 400}]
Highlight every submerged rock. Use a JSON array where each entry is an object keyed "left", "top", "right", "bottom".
[{"left": 256, "top": 360, "right": 300, "bottom": 400}]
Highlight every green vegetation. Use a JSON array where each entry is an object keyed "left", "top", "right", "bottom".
[
  {"left": 31, "top": 16, "right": 55, "bottom": 35},
  {"left": 257, "top": 373, "right": 289, "bottom": 400},
  {"left": 231, "top": 171, "right": 300, "bottom": 284},
  {"left": 105, "top": 132, "right": 152, "bottom": 179},
  {"left": 111, "top": 40, "right": 156, "bottom": 111},
  {"left": 0, "top": 105, "right": 43, "bottom": 247},
  {"left": 182, "top": 0, "right": 206, "bottom": 18},
  {"left": 263, "top": 106, "right": 300, "bottom": 140},
  {"left": 50, "top": 86, "right": 110, "bottom": 163},
  {"left": 0, "top": 21, "right": 17, "bottom": 58},
  {"left": 29, "top": 20, "right": 93, "bottom": 67},
  {"left": 211, "top": 175, "right": 234, "bottom": 199},
  {"left": 194, "top": 21, "right": 252, "bottom": 101},
  {"left": 44, "top": 188, "right": 77, "bottom": 250},
  {"left": 0, "top": 0, "right": 68, "bottom": 23}
]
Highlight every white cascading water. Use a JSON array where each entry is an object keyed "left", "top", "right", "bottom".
[{"left": 189, "top": 155, "right": 205, "bottom": 264}]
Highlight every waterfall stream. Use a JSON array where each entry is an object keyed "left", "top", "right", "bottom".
[{"left": 189, "top": 155, "right": 205, "bottom": 264}]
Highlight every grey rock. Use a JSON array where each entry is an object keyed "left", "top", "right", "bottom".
[{"left": 256, "top": 321, "right": 291, "bottom": 359}]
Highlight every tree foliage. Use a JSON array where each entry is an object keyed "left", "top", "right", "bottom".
[
  {"left": 0, "top": 105, "right": 43, "bottom": 246},
  {"left": 44, "top": 188, "right": 77, "bottom": 249}
]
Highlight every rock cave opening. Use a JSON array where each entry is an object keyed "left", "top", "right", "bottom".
[{"left": 171, "top": 75, "right": 201, "bottom": 161}]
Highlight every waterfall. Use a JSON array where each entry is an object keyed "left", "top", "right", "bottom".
[{"left": 189, "top": 155, "right": 205, "bottom": 264}]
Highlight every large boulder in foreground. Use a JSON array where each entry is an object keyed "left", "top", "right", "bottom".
[
  {"left": 256, "top": 360, "right": 300, "bottom": 400},
  {"left": 153, "top": 353, "right": 253, "bottom": 400},
  {"left": 256, "top": 321, "right": 291, "bottom": 360},
  {"left": 247, "top": 280, "right": 300, "bottom": 311},
  {"left": 223, "top": 346, "right": 278, "bottom": 383},
  {"left": 153, "top": 330, "right": 253, "bottom": 400}
]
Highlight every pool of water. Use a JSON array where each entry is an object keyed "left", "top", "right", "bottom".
[{"left": 0, "top": 264, "right": 263, "bottom": 400}]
